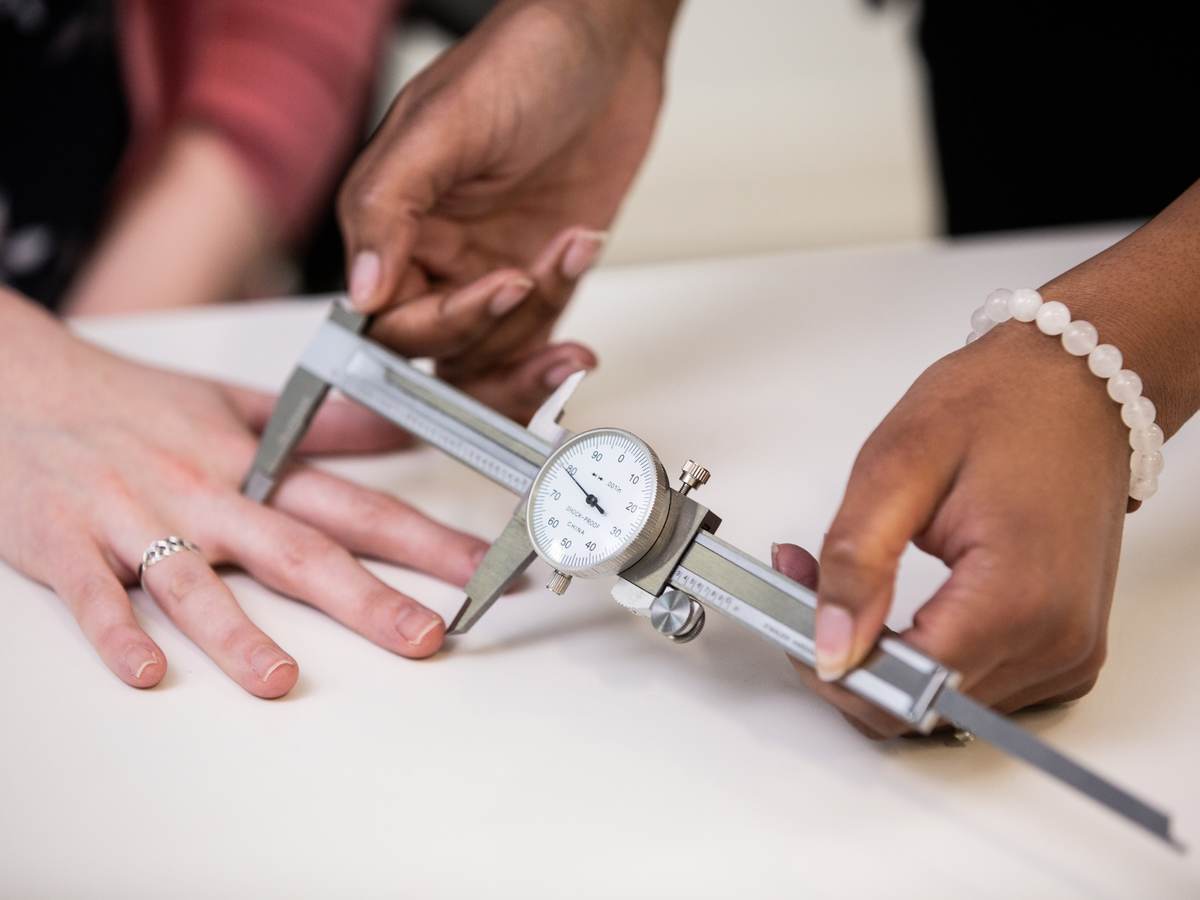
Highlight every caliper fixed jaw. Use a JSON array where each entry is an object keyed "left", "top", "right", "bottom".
[{"left": 241, "top": 300, "right": 370, "bottom": 503}]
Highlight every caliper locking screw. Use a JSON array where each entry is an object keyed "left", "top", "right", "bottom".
[
  {"left": 649, "top": 590, "right": 706, "bottom": 643},
  {"left": 678, "top": 459, "right": 711, "bottom": 496}
]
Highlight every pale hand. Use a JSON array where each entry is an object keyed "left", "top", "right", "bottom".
[{"left": 0, "top": 292, "right": 489, "bottom": 697}]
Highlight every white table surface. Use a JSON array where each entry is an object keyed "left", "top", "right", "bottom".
[{"left": 2, "top": 227, "right": 1197, "bottom": 899}]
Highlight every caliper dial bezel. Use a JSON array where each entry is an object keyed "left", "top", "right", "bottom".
[{"left": 525, "top": 427, "right": 670, "bottom": 579}]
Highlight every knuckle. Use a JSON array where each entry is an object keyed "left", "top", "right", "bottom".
[
  {"left": 342, "top": 180, "right": 399, "bottom": 225},
  {"left": 347, "top": 490, "right": 403, "bottom": 535},
  {"left": 158, "top": 564, "right": 209, "bottom": 607},
  {"left": 69, "top": 573, "right": 117, "bottom": 620},
  {"left": 1052, "top": 615, "right": 1099, "bottom": 672},
  {"left": 354, "top": 587, "right": 400, "bottom": 629},
  {"left": 218, "top": 623, "right": 255, "bottom": 657},
  {"left": 1069, "top": 674, "right": 1101, "bottom": 701},
  {"left": 162, "top": 457, "right": 214, "bottom": 498},
  {"left": 820, "top": 530, "right": 893, "bottom": 583},
  {"left": 278, "top": 527, "right": 339, "bottom": 573}
]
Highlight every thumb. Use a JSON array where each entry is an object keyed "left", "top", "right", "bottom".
[{"left": 815, "top": 430, "right": 957, "bottom": 682}]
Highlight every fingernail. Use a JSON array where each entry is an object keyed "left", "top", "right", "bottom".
[
  {"left": 815, "top": 604, "right": 854, "bottom": 682},
  {"left": 396, "top": 605, "right": 442, "bottom": 646},
  {"left": 250, "top": 645, "right": 296, "bottom": 682},
  {"left": 543, "top": 362, "right": 581, "bottom": 389},
  {"left": 124, "top": 645, "right": 158, "bottom": 680},
  {"left": 560, "top": 230, "right": 607, "bottom": 280},
  {"left": 771, "top": 542, "right": 781, "bottom": 568},
  {"left": 349, "top": 251, "right": 381, "bottom": 309},
  {"left": 489, "top": 276, "right": 534, "bottom": 317}
]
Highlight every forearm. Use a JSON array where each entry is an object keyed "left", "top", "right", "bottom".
[
  {"left": 1039, "top": 178, "right": 1200, "bottom": 438},
  {"left": 63, "top": 128, "right": 274, "bottom": 316}
]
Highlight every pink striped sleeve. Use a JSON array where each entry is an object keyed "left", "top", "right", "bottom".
[{"left": 122, "top": 0, "right": 398, "bottom": 240}]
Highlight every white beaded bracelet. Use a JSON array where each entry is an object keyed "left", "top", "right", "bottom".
[{"left": 966, "top": 288, "right": 1164, "bottom": 502}]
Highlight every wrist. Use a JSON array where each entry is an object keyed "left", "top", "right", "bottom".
[
  {"left": 529, "top": 0, "right": 680, "bottom": 63},
  {"left": 1036, "top": 272, "right": 1196, "bottom": 440},
  {"left": 1036, "top": 186, "right": 1200, "bottom": 440}
]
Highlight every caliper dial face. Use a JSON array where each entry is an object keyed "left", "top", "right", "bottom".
[{"left": 526, "top": 428, "right": 669, "bottom": 578}]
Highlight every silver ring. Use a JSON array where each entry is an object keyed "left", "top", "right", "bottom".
[{"left": 138, "top": 536, "right": 202, "bottom": 590}]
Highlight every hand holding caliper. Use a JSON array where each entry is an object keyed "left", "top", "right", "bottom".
[{"left": 243, "top": 302, "right": 1179, "bottom": 849}]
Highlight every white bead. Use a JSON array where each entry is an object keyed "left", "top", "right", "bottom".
[
  {"left": 1107, "top": 369, "right": 1143, "bottom": 404},
  {"left": 1130, "top": 423, "right": 1164, "bottom": 453},
  {"left": 1121, "top": 396, "right": 1156, "bottom": 429},
  {"left": 1130, "top": 450, "right": 1165, "bottom": 478},
  {"left": 1008, "top": 287, "right": 1043, "bottom": 322},
  {"left": 1061, "top": 320, "right": 1098, "bottom": 356},
  {"left": 1087, "top": 344, "right": 1123, "bottom": 378},
  {"left": 1035, "top": 300, "right": 1070, "bottom": 335},
  {"left": 965, "top": 331, "right": 981, "bottom": 345},
  {"left": 984, "top": 289, "right": 1014, "bottom": 323},
  {"left": 970, "top": 306, "right": 994, "bottom": 334},
  {"left": 1129, "top": 474, "right": 1158, "bottom": 502}
]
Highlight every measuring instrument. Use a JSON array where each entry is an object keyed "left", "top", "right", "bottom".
[{"left": 243, "top": 300, "right": 1180, "bottom": 849}]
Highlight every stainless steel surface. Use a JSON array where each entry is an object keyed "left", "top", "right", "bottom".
[
  {"left": 291, "top": 311, "right": 552, "bottom": 495},
  {"left": 240, "top": 300, "right": 369, "bottom": 503},
  {"left": 527, "top": 369, "right": 587, "bottom": 445},
  {"left": 650, "top": 589, "right": 705, "bottom": 642},
  {"left": 619, "top": 490, "right": 721, "bottom": 597},
  {"left": 934, "top": 688, "right": 1181, "bottom": 849},
  {"left": 650, "top": 590, "right": 693, "bottom": 636},
  {"left": 447, "top": 506, "right": 536, "bottom": 635},
  {"left": 670, "top": 531, "right": 955, "bottom": 729}
]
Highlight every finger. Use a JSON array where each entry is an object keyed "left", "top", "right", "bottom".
[
  {"left": 408, "top": 214, "right": 511, "bottom": 286},
  {"left": 438, "top": 226, "right": 606, "bottom": 379},
  {"left": 220, "top": 497, "right": 449, "bottom": 658},
  {"left": 815, "top": 422, "right": 960, "bottom": 682},
  {"left": 337, "top": 101, "right": 455, "bottom": 313},
  {"left": 48, "top": 542, "right": 166, "bottom": 688},
  {"left": 788, "top": 658, "right": 914, "bottom": 738},
  {"left": 788, "top": 551, "right": 1023, "bottom": 739},
  {"left": 998, "top": 672, "right": 1100, "bottom": 715},
  {"left": 770, "top": 541, "right": 820, "bottom": 591},
  {"left": 268, "top": 464, "right": 488, "bottom": 588},
  {"left": 774, "top": 539, "right": 913, "bottom": 737},
  {"left": 223, "top": 385, "right": 415, "bottom": 454},
  {"left": 447, "top": 341, "right": 598, "bottom": 425},
  {"left": 369, "top": 267, "right": 535, "bottom": 358},
  {"left": 135, "top": 544, "right": 298, "bottom": 699}
]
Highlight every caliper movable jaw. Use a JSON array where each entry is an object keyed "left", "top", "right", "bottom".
[
  {"left": 447, "top": 503, "right": 537, "bottom": 635},
  {"left": 449, "top": 481, "right": 722, "bottom": 638}
]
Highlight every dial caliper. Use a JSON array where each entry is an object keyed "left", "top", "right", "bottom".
[{"left": 243, "top": 300, "right": 1180, "bottom": 849}]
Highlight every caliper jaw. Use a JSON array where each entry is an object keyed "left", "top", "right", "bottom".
[
  {"left": 242, "top": 302, "right": 370, "bottom": 503},
  {"left": 446, "top": 366, "right": 589, "bottom": 635},
  {"left": 447, "top": 504, "right": 537, "bottom": 634}
]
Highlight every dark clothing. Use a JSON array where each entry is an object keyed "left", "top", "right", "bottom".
[
  {"left": 0, "top": 0, "right": 127, "bottom": 309},
  {"left": 918, "top": 1, "right": 1199, "bottom": 235}
]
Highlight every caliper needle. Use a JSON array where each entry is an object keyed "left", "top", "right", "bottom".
[{"left": 567, "top": 470, "right": 605, "bottom": 515}]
